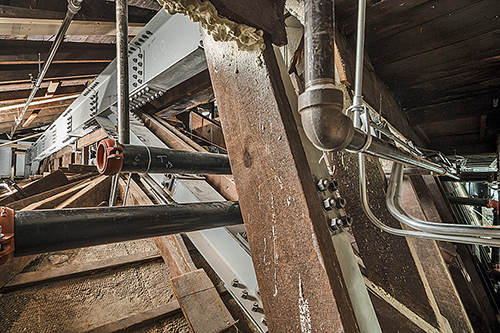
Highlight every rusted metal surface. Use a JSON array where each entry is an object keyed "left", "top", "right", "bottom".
[
  {"left": 326, "top": 151, "right": 442, "bottom": 330},
  {"left": 404, "top": 175, "right": 474, "bottom": 333},
  {"left": 202, "top": 31, "right": 360, "bottom": 332}
]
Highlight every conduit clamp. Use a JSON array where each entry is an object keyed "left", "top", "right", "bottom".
[
  {"left": 0, "top": 207, "right": 15, "bottom": 265},
  {"left": 97, "top": 139, "right": 124, "bottom": 175}
]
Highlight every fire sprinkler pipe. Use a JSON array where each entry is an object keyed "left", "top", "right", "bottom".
[
  {"left": 9, "top": 0, "right": 84, "bottom": 139},
  {"left": 96, "top": 139, "right": 231, "bottom": 175},
  {"left": 0, "top": 201, "right": 242, "bottom": 263},
  {"left": 116, "top": 0, "right": 130, "bottom": 145}
]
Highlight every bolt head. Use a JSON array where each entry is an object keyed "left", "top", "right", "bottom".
[
  {"left": 316, "top": 179, "right": 328, "bottom": 191},
  {"left": 251, "top": 302, "right": 259, "bottom": 311},
  {"left": 231, "top": 279, "right": 239, "bottom": 287},
  {"left": 262, "top": 316, "right": 267, "bottom": 325},
  {"left": 241, "top": 290, "right": 248, "bottom": 299}
]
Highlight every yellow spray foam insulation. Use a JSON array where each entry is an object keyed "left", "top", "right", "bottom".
[{"left": 157, "top": 0, "right": 266, "bottom": 51}]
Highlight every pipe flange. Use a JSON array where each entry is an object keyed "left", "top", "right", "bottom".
[
  {"left": 298, "top": 87, "right": 354, "bottom": 152},
  {"left": 0, "top": 207, "right": 15, "bottom": 265},
  {"left": 97, "top": 139, "right": 124, "bottom": 175},
  {"left": 67, "top": 0, "right": 83, "bottom": 15}
]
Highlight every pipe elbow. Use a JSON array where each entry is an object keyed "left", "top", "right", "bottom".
[
  {"left": 298, "top": 87, "right": 354, "bottom": 151},
  {"left": 0, "top": 207, "right": 15, "bottom": 265}
]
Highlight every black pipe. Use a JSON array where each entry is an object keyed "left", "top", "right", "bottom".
[
  {"left": 447, "top": 196, "right": 492, "bottom": 207},
  {"left": 492, "top": 213, "right": 500, "bottom": 266},
  {"left": 304, "top": 0, "right": 335, "bottom": 87},
  {"left": 121, "top": 144, "right": 231, "bottom": 174},
  {"left": 14, "top": 201, "right": 242, "bottom": 256}
]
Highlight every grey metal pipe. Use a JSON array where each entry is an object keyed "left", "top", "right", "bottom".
[
  {"left": 9, "top": 0, "right": 84, "bottom": 139},
  {"left": 349, "top": 128, "right": 459, "bottom": 179},
  {"left": 352, "top": 0, "right": 367, "bottom": 129},
  {"left": 116, "top": 0, "right": 130, "bottom": 144},
  {"left": 358, "top": 154, "right": 500, "bottom": 247}
]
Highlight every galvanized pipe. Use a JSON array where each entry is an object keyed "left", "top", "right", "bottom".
[
  {"left": 9, "top": 0, "right": 84, "bottom": 139},
  {"left": 6, "top": 201, "right": 242, "bottom": 256},
  {"left": 96, "top": 139, "right": 231, "bottom": 175},
  {"left": 387, "top": 162, "right": 500, "bottom": 240},
  {"left": 352, "top": 0, "right": 367, "bottom": 129},
  {"left": 116, "top": 0, "right": 130, "bottom": 144},
  {"left": 348, "top": 128, "right": 459, "bottom": 179},
  {"left": 358, "top": 154, "right": 500, "bottom": 247}
]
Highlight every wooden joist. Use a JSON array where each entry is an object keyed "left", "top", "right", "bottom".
[
  {"left": 171, "top": 269, "right": 236, "bottom": 333},
  {"left": 2, "top": 251, "right": 162, "bottom": 293},
  {"left": 56, "top": 175, "right": 111, "bottom": 208},
  {"left": 0, "top": 169, "right": 69, "bottom": 206}
]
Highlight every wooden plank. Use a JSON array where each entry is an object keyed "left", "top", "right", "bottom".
[
  {"left": 0, "top": 17, "right": 145, "bottom": 36},
  {"left": 7, "top": 178, "right": 89, "bottom": 210},
  {"left": 0, "top": 62, "right": 109, "bottom": 83},
  {"left": 154, "top": 235, "right": 196, "bottom": 278},
  {"left": 22, "top": 178, "right": 94, "bottom": 210},
  {"left": 67, "top": 163, "right": 98, "bottom": 174},
  {"left": 327, "top": 151, "right": 444, "bottom": 330},
  {"left": 203, "top": 31, "right": 358, "bottom": 331},
  {"left": 56, "top": 175, "right": 111, "bottom": 208},
  {"left": 402, "top": 176, "right": 474, "bottom": 333},
  {"left": 84, "top": 302, "right": 181, "bottom": 333},
  {"left": 170, "top": 269, "right": 235, "bottom": 333},
  {"left": 76, "top": 128, "right": 108, "bottom": 149},
  {"left": 0, "top": 169, "right": 69, "bottom": 206},
  {"left": 2, "top": 251, "right": 161, "bottom": 292}
]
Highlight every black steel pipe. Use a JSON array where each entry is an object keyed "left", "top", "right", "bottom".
[
  {"left": 96, "top": 139, "right": 231, "bottom": 175},
  {"left": 116, "top": 0, "right": 130, "bottom": 144},
  {"left": 447, "top": 196, "right": 493, "bottom": 208},
  {"left": 304, "top": 0, "right": 335, "bottom": 87},
  {"left": 13, "top": 201, "right": 242, "bottom": 256}
]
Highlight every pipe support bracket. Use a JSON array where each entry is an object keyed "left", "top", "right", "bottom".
[{"left": 0, "top": 207, "right": 15, "bottom": 265}]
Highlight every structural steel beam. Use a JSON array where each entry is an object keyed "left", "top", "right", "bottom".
[{"left": 202, "top": 33, "right": 360, "bottom": 332}]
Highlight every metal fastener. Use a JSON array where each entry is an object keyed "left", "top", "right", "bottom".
[
  {"left": 241, "top": 290, "right": 248, "bottom": 299},
  {"left": 330, "top": 218, "right": 340, "bottom": 231},
  {"left": 328, "top": 180, "right": 339, "bottom": 192},
  {"left": 251, "top": 302, "right": 259, "bottom": 311},
  {"left": 316, "top": 179, "right": 328, "bottom": 191},
  {"left": 335, "top": 197, "right": 347, "bottom": 209},
  {"left": 231, "top": 279, "right": 239, "bottom": 287},
  {"left": 262, "top": 316, "right": 267, "bottom": 325},
  {"left": 323, "top": 198, "right": 335, "bottom": 211}
]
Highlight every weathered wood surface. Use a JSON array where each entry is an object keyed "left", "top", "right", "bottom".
[
  {"left": 0, "top": 170, "right": 69, "bottom": 206},
  {"left": 84, "top": 302, "right": 182, "bottom": 333},
  {"left": 402, "top": 176, "right": 474, "bottom": 333},
  {"left": 203, "top": 31, "right": 359, "bottom": 331},
  {"left": 326, "top": 151, "right": 444, "bottom": 331},
  {"left": 170, "top": 269, "right": 235, "bottom": 333},
  {"left": 56, "top": 175, "right": 111, "bottom": 208},
  {"left": 67, "top": 164, "right": 98, "bottom": 173},
  {"left": 2, "top": 251, "right": 161, "bottom": 293},
  {"left": 154, "top": 235, "right": 196, "bottom": 278}
]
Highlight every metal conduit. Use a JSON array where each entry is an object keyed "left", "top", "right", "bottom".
[
  {"left": 116, "top": 0, "right": 130, "bottom": 144},
  {"left": 358, "top": 154, "right": 500, "bottom": 247},
  {"left": 9, "top": 0, "right": 84, "bottom": 139},
  {"left": 0, "top": 201, "right": 242, "bottom": 260},
  {"left": 387, "top": 162, "right": 500, "bottom": 239}
]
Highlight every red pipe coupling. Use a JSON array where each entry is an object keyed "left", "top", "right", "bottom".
[
  {"left": 0, "top": 207, "right": 15, "bottom": 265},
  {"left": 96, "top": 139, "right": 124, "bottom": 175}
]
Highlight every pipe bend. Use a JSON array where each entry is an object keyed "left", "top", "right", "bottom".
[
  {"left": 387, "top": 162, "right": 500, "bottom": 239},
  {"left": 298, "top": 87, "right": 354, "bottom": 151}
]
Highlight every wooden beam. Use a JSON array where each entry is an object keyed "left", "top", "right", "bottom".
[
  {"left": 2, "top": 251, "right": 161, "bottom": 292},
  {"left": 0, "top": 62, "right": 108, "bottom": 83},
  {"left": 56, "top": 175, "right": 111, "bottom": 208},
  {"left": 171, "top": 269, "right": 235, "bottom": 333},
  {"left": 326, "top": 151, "right": 446, "bottom": 330},
  {"left": 0, "top": 169, "right": 69, "bottom": 206},
  {"left": 0, "top": 17, "right": 145, "bottom": 36},
  {"left": 85, "top": 302, "right": 181, "bottom": 333},
  {"left": 76, "top": 128, "right": 108, "bottom": 149},
  {"left": 203, "top": 31, "right": 360, "bottom": 331},
  {"left": 402, "top": 176, "right": 474, "bottom": 333}
]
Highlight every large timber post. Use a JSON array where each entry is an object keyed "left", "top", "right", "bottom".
[{"left": 201, "top": 32, "right": 366, "bottom": 332}]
